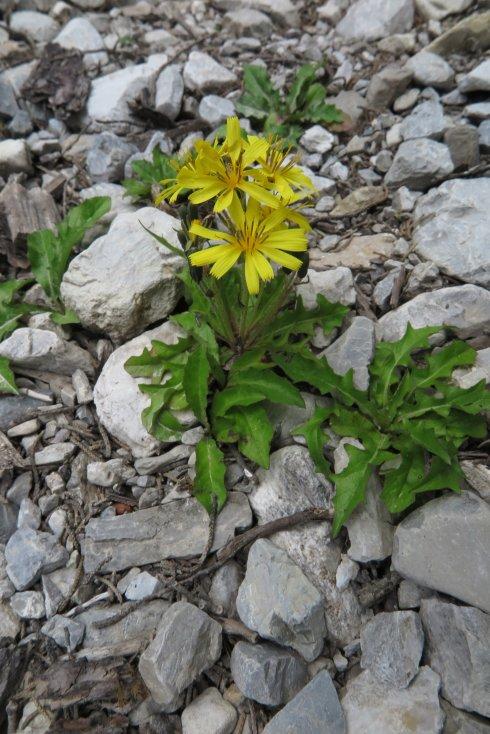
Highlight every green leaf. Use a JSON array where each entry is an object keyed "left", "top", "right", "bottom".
[
  {"left": 286, "top": 64, "right": 317, "bottom": 114},
  {"left": 212, "top": 385, "right": 267, "bottom": 417},
  {"left": 235, "top": 65, "right": 281, "bottom": 120},
  {"left": 257, "top": 295, "right": 348, "bottom": 348},
  {"left": 50, "top": 309, "right": 80, "bottom": 325},
  {"left": 331, "top": 443, "right": 372, "bottom": 537},
  {"left": 228, "top": 367, "right": 305, "bottom": 408},
  {"left": 171, "top": 311, "right": 220, "bottom": 366},
  {"left": 227, "top": 404, "right": 274, "bottom": 468},
  {"left": 404, "top": 422, "right": 453, "bottom": 465},
  {"left": 292, "top": 406, "right": 332, "bottom": 477},
  {"left": 183, "top": 345, "right": 210, "bottom": 425},
  {"left": 57, "top": 196, "right": 111, "bottom": 250},
  {"left": 139, "top": 221, "right": 184, "bottom": 259},
  {"left": 0, "top": 278, "right": 34, "bottom": 304},
  {"left": 0, "top": 357, "right": 18, "bottom": 395},
  {"left": 194, "top": 437, "right": 227, "bottom": 513},
  {"left": 139, "top": 385, "right": 185, "bottom": 441},
  {"left": 0, "top": 279, "right": 39, "bottom": 341},
  {"left": 380, "top": 446, "right": 426, "bottom": 513}
]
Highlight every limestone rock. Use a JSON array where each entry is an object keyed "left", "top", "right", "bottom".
[
  {"left": 400, "top": 100, "right": 447, "bottom": 141},
  {"left": 297, "top": 268, "right": 356, "bottom": 307},
  {"left": 360, "top": 611, "right": 424, "bottom": 688},
  {"left": 10, "top": 11, "right": 59, "bottom": 44},
  {"left": 392, "top": 491, "right": 490, "bottom": 613},
  {"left": 86, "top": 132, "right": 137, "bottom": 183},
  {"left": 181, "top": 687, "right": 237, "bottom": 734},
  {"left": 155, "top": 65, "right": 184, "bottom": 121},
  {"left": 366, "top": 64, "right": 412, "bottom": 109},
  {"left": 139, "top": 602, "right": 222, "bottom": 709},
  {"left": 236, "top": 538, "right": 327, "bottom": 661},
  {"left": 336, "top": 0, "right": 414, "bottom": 42},
  {"left": 376, "top": 285, "right": 490, "bottom": 341},
  {"left": 0, "top": 603, "right": 20, "bottom": 644},
  {"left": 0, "top": 328, "right": 94, "bottom": 376},
  {"left": 421, "top": 598, "right": 490, "bottom": 717},
  {"left": 0, "top": 139, "right": 32, "bottom": 176},
  {"left": 426, "top": 11, "right": 490, "bottom": 56},
  {"left": 342, "top": 666, "right": 444, "bottom": 733},
  {"left": 41, "top": 614, "right": 85, "bottom": 652},
  {"left": 61, "top": 208, "right": 183, "bottom": 342},
  {"left": 5, "top": 527, "right": 68, "bottom": 591},
  {"left": 82, "top": 491, "right": 251, "bottom": 573},
  {"left": 385, "top": 139, "right": 454, "bottom": 191},
  {"left": 413, "top": 179, "right": 490, "bottom": 287},
  {"left": 230, "top": 641, "right": 308, "bottom": 706},
  {"left": 405, "top": 51, "right": 455, "bottom": 89},
  {"left": 263, "top": 671, "right": 346, "bottom": 734},
  {"left": 183, "top": 51, "right": 237, "bottom": 93},
  {"left": 459, "top": 59, "right": 490, "bottom": 94},
  {"left": 54, "top": 17, "right": 107, "bottom": 69},
  {"left": 322, "top": 316, "right": 375, "bottom": 390},
  {"left": 415, "top": 0, "right": 473, "bottom": 20}
]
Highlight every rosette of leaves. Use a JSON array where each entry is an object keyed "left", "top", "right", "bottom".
[
  {"left": 125, "top": 268, "right": 348, "bottom": 512},
  {"left": 0, "top": 196, "right": 110, "bottom": 394},
  {"left": 235, "top": 64, "right": 343, "bottom": 144},
  {"left": 289, "top": 325, "right": 490, "bottom": 536}
]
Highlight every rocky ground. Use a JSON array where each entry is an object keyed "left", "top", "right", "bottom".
[{"left": 0, "top": 0, "right": 490, "bottom": 732}]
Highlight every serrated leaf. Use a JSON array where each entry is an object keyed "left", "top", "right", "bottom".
[
  {"left": 183, "top": 345, "right": 210, "bottom": 425},
  {"left": 228, "top": 367, "right": 304, "bottom": 408},
  {"left": 212, "top": 385, "right": 268, "bottom": 417},
  {"left": 0, "top": 357, "right": 18, "bottom": 395},
  {"left": 171, "top": 311, "right": 220, "bottom": 366},
  {"left": 236, "top": 65, "right": 281, "bottom": 119},
  {"left": 380, "top": 447, "right": 426, "bottom": 513},
  {"left": 292, "top": 406, "right": 332, "bottom": 477},
  {"left": 258, "top": 295, "right": 348, "bottom": 348},
  {"left": 227, "top": 404, "right": 274, "bottom": 468},
  {"left": 286, "top": 64, "right": 317, "bottom": 114},
  {"left": 194, "top": 437, "right": 227, "bottom": 513},
  {"left": 140, "top": 385, "right": 185, "bottom": 441},
  {"left": 404, "top": 422, "right": 453, "bottom": 465}
]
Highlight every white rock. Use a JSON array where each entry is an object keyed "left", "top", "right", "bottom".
[
  {"left": 300, "top": 125, "right": 335, "bottom": 154},
  {"left": 35, "top": 443, "right": 75, "bottom": 466},
  {"left": 54, "top": 17, "right": 108, "bottom": 69},
  {"left": 0, "top": 603, "right": 20, "bottom": 643},
  {"left": 183, "top": 51, "right": 237, "bottom": 93},
  {"left": 225, "top": 8, "right": 273, "bottom": 36},
  {"left": 182, "top": 687, "right": 237, "bottom": 734},
  {"left": 17, "top": 498, "right": 41, "bottom": 530},
  {"left": 87, "top": 459, "right": 136, "bottom": 487},
  {"left": 400, "top": 100, "right": 448, "bottom": 141},
  {"left": 459, "top": 59, "right": 490, "bottom": 94},
  {"left": 336, "top": 555, "right": 359, "bottom": 591},
  {"left": 297, "top": 268, "right": 356, "bottom": 307},
  {"left": 377, "top": 285, "right": 490, "bottom": 341},
  {"left": 10, "top": 590, "right": 45, "bottom": 619},
  {"left": 336, "top": 0, "right": 414, "bottom": 42},
  {"left": 322, "top": 317, "right": 375, "bottom": 391},
  {"left": 213, "top": 0, "right": 299, "bottom": 25},
  {"left": 83, "top": 55, "right": 168, "bottom": 131},
  {"left": 0, "top": 328, "right": 95, "bottom": 376},
  {"left": 125, "top": 571, "right": 161, "bottom": 601},
  {"left": 60, "top": 207, "right": 183, "bottom": 342},
  {"left": 155, "top": 64, "right": 184, "bottom": 121},
  {"left": 199, "top": 95, "right": 235, "bottom": 128},
  {"left": 93, "top": 322, "right": 189, "bottom": 457},
  {"left": 79, "top": 183, "right": 136, "bottom": 225},
  {"left": 10, "top": 11, "right": 59, "bottom": 43},
  {"left": 384, "top": 138, "right": 454, "bottom": 191},
  {"left": 405, "top": 51, "right": 454, "bottom": 89},
  {"left": 0, "top": 139, "right": 32, "bottom": 176},
  {"left": 415, "top": 0, "right": 473, "bottom": 20},
  {"left": 453, "top": 347, "right": 490, "bottom": 389}
]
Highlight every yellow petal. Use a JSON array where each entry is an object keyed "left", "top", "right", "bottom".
[
  {"left": 253, "top": 251, "right": 274, "bottom": 282},
  {"left": 210, "top": 247, "right": 242, "bottom": 278},
  {"left": 239, "top": 181, "right": 280, "bottom": 208},
  {"left": 225, "top": 116, "right": 241, "bottom": 150},
  {"left": 189, "top": 183, "right": 226, "bottom": 204},
  {"left": 189, "top": 221, "right": 232, "bottom": 242},
  {"left": 244, "top": 252, "right": 260, "bottom": 294},
  {"left": 260, "top": 246, "right": 302, "bottom": 270},
  {"left": 214, "top": 187, "right": 235, "bottom": 212},
  {"left": 227, "top": 193, "right": 245, "bottom": 230},
  {"left": 190, "top": 244, "right": 236, "bottom": 267}
]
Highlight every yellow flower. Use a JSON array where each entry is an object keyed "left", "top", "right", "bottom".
[
  {"left": 252, "top": 141, "right": 315, "bottom": 201},
  {"left": 188, "top": 197, "right": 308, "bottom": 295},
  {"left": 157, "top": 117, "right": 281, "bottom": 212}
]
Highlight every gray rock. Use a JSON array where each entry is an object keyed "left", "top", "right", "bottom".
[
  {"left": 134, "top": 444, "right": 193, "bottom": 475},
  {"left": 406, "top": 51, "right": 454, "bottom": 89},
  {"left": 342, "top": 666, "right": 443, "bottom": 733},
  {"left": 225, "top": 8, "right": 273, "bottom": 36},
  {"left": 461, "top": 461, "right": 490, "bottom": 503},
  {"left": 236, "top": 538, "right": 327, "bottom": 661},
  {"left": 336, "top": 0, "right": 414, "bottom": 41},
  {"left": 360, "top": 611, "right": 424, "bottom": 688},
  {"left": 465, "top": 102, "right": 490, "bottom": 121},
  {"left": 17, "top": 498, "right": 41, "bottom": 530},
  {"left": 415, "top": 0, "right": 472, "bottom": 20},
  {"left": 444, "top": 126, "right": 480, "bottom": 171},
  {"left": 334, "top": 439, "right": 394, "bottom": 562},
  {"left": 479, "top": 120, "right": 490, "bottom": 151},
  {"left": 421, "top": 598, "right": 490, "bottom": 717},
  {"left": 322, "top": 316, "right": 375, "bottom": 390},
  {"left": 155, "top": 65, "right": 184, "bottom": 121},
  {"left": 83, "top": 55, "right": 167, "bottom": 132},
  {"left": 0, "top": 503, "right": 18, "bottom": 545},
  {"left": 0, "top": 328, "right": 94, "bottom": 376},
  {"left": 393, "top": 491, "right": 490, "bottom": 613},
  {"left": 79, "top": 182, "right": 136, "bottom": 225},
  {"left": 61, "top": 208, "right": 182, "bottom": 342},
  {"left": 86, "top": 132, "right": 137, "bottom": 183},
  {"left": 87, "top": 458, "right": 136, "bottom": 487},
  {"left": 42, "top": 567, "right": 78, "bottom": 617},
  {"left": 10, "top": 590, "right": 45, "bottom": 619},
  {"left": 400, "top": 100, "right": 447, "bottom": 141},
  {"left": 377, "top": 285, "right": 490, "bottom": 341},
  {"left": 72, "top": 368, "right": 93, "bottom": 405},
  {"left": 441, "top": 699, "right": 490, "bottom": 734},
  {"left": 384, "top": 138, "right": 454, "bottom": 191},
  {"left": 41, "top": 614, "right": 85, "bottom": 652},
  {"left": 54, "top": 17, "right": 107, "bottom": 69},
  {"left": 181, "top": 687, "right": 237, "bottom": 734},
  {"left": 0, "top": 603, "right": 20, "bottom": 644},
  {"left": 10, "top": 11, "right": 59, "bottom": 43},
  {"left": 413, "top": 179, "right": 490, "bottom": 287},
  {"left": 214, "top": 0, "right": 299, "bottom": 26},
  {"left": 459, "top": 59, "right": 490, "bottom": 94},
  {"left": 231, "top": 641, "right": 308, "bottom": 706},
  {"left": 34, "top": 443, "right": 75, "bottom": 466},
  {"left": 183, "top": 51, "right": 237, "bottom": 93},
  {"left": 93, "top": 323, "right": 187, "bottom": 457},
  {"left": 300, "top": 125, "right": 336, "bottom": 154},
  {"left": 398, "top": 579, "right": 434, "bottom": 609},
  {"left": 366, "top": 64, "right": 413, "bottom": 109},
  {"left": 139, "top": 602, "right": 222, "bottom": 709},
  {"left": 0, "top": 139, "right": 32, "bottom": 176},
  {"left": 82, "top": 491, "right": 251, "bottom": 573},
  {"left": 263, "top": 670, "right": 346, "bottom": 734},
  {"left": 297, "top": 268, "right": 356, "bottom": 307},
  {"left": 0, "top": 79, "right": 20, "bottom": 120},
  {"left": 124, "top": 571, "right": 161, "bottom": 601},
  {"left": 209, "top": 561, "right": 243, "bottom": 615},
  {"left": 5, "top": 527, "right": 68, "bottom": 591},
  {"left": 199, "top": 95, "right": 235, "bottom": 128},
  {"left": 326, "top": 90, "right": 367, "bottom": 124},
  {"left": 78, "top": 599, "right": 169, "bottom": 659},
  {"left": 336, "top": 554, "right": 359, "bottom": 591}
]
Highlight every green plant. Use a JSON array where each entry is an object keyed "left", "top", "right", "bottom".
[
  {"left": 291, "top": 325, "right": 490, "bottom": 535},
  {"left": 126, "top": 267, "right": 348, "bottom": 511},
  {"left": 0, "top": 196, "right": 111, "bottom": 394},
  {"left": 122, "top": 146, "right": 176, "bottom": 202},
  {"left": 235, "top": 64, "right": 343, "bottom": 144}
]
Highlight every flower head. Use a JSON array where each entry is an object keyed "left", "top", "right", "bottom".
[{"left": 189, "top": 197, "right": 308, "bottom": 295}]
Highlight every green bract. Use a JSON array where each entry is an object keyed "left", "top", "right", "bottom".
[{"left": 235, "top": 64, "right": 343, "bottom": 144}]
